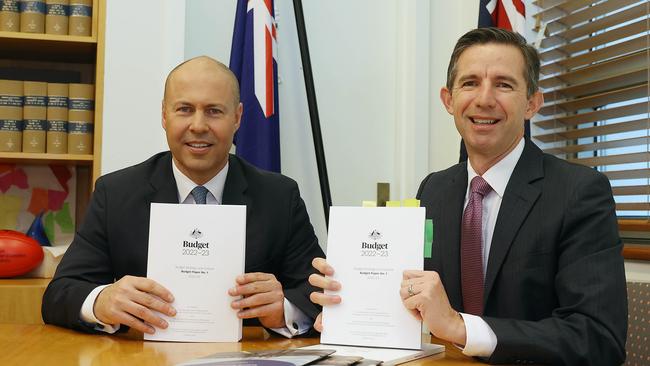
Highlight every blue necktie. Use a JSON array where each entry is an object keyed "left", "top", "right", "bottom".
[{"left": 190, "top": 186, "right": 208, "bottom": 204}]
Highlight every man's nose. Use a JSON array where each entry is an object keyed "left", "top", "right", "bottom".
[
  {"left": 475, "top": 84, "right": 497, "bottom": 108},
  {"left": 188, "top": 112, "right": 209, "bottom": 132}
]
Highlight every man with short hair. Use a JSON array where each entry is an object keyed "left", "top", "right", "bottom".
[
  {"left": 310, "top": 28, "right": 627, "bottom": 365},
  {"left": 42, "top": 56, "right": 324, "bottom": 338}
]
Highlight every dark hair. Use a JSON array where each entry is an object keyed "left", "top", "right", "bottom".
[{"left": 446, "top": 27, "right": 540, "bottom": 98}]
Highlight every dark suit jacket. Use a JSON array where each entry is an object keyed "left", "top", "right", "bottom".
[
  {"left": 42, "top": 152, "right": 324, "bottom": 332},
  {"left": 417, "top": 140, "right": 627, "bottom": 365}
]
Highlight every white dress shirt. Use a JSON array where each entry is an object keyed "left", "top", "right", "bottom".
[
  {"left": 458, "top": 137, "right": 525, "bottom": 357},
  {"left": 80, "top": 159, "right": 311, "bottom": 338}
]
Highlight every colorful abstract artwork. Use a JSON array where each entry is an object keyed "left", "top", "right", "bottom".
[{"left": 0, "top": 164, "right": 76, "bottom": 246}]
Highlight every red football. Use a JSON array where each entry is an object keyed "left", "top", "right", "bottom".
[{"left": 0, "top": 230, "right": 44, "bottom": 278}]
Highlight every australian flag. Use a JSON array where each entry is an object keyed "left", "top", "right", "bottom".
[
  {"left": 478, "top": 0, "right": 526, "bottom": 32},
  {"left": 460, "top": 0, "right": 527, "bottom": 162},
  {"left": 230, "top": 0, "right": 281, "bottom": 173}
]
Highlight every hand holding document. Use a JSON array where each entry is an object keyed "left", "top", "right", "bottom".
[
  {"left": 146, "top": 203, "right": 246, "bottom": 342},
  {"left": 320, "top": 206, "right": 426, "bottom": 350}
]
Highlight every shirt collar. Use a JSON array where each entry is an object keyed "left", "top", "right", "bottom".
[
  {"left": 466, "top": 138, "right": 525, "bottom": 199},
  {"left": 171, "top": 159, "right": 229, "bottom": 204}
]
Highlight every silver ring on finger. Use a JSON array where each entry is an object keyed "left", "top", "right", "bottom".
[{"left": 407, "top": 283, "right": 415, "bottom": 297}]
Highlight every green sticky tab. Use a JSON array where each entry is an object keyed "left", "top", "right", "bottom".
[
  {"left": 424, "top": 219, "right": 433, "bottom": 258},
  {"left": 361, "top": 200, "right": 377, "bottom": 207},
  {"left": 385, "top": 200, "right": 401, "bottom": 207},
  {"left": 403, "top": 198, "right": 420, "bottom": 207}
]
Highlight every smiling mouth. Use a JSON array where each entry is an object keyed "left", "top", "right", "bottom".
[
  {"left": 186, "top": 142, "right": 212, "bottom": 148},
  {"left": 470, "top": 117, "right": 499, "bottom": 125}
]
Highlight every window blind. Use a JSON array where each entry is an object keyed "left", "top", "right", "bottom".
[{"left": 532, "top": 0, "right": 650, "bottom": 217}]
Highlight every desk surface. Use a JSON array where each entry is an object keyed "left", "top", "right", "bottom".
[
  {"left": 0, "top": 278, "right": 50, "bottom": 324},
  {"left": 0, "top": 325, "right": 478, "bottom": 365}
]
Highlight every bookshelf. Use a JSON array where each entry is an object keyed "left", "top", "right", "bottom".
[
  {"left": 0, "top": 0, "right": 105, "bottom": 324},
  {"left": 0, "top": 0, "right": 105, "bottom": 220}
]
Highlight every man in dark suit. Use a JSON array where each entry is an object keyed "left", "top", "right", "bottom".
[
  {"left": 42, "top": 56, "right": 324, "bottom": 337},
  {"left": 310, "top": 28, "right": 626, "bottom": 365}
]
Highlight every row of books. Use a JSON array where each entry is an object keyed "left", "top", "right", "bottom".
[
  {"left": 0, "top": 79, "right": 94, "bottom": 154},
  {"left": 0, "top": 0, "right": 92, "bottom": 36}
]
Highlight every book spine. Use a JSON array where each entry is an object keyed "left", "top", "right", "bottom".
[
  {"left": 19, "top": 0, "right": 45, "bottom": 33},
  {"left": 0, "top": 0, "right": 20, "bottom": 31},
  {"left": 46, "top": 82, "right": 67, "bottom": 154},
  {"left": 22, "top": 81, "right": 47, "bottom": 153},
  {"left": 67, "top": 82, "right": 93, "bottom": 154},
  {"left": 67, "top": 0, "right": 90, "bottom": 36},
  {"left": 0, "top": 79, "right": 24, "bottom": 152},
  {"left": 45, "top": 0, "right": 68, "bottom": 35}
]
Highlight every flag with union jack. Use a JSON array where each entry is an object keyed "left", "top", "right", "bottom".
[
  {"left": 478, "top": 0, "right": 526, "bottom": 33},
  {"left": 230, "top": 0, "right": 280, "bottom": 172}
]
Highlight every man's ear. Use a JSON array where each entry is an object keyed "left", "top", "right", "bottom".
[
  {"left": 525, "top": 90, "right": 544, "bottom": 120},
  {"left": 161, "top": 101, "right": 167, "bottom": 130},
  {"left": 439, "top": 87, "right": 454, "bottom": 115},
  {"left": 233, "top": 102, "right": 243, "bottom": 132}
]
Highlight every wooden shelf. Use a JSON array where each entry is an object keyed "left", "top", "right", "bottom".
[
  {"left": 0, "top": 30, "right": 96, "bottom": 43},
  {"left": 0, "top": 31, "right": 97, "bottom": 63},
  {"left": 0, "top": 152, "right": 94, "bottom": 165}
]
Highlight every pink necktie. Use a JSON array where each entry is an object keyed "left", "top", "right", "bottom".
[{"left": 461, "top": 176, "right": 492, "bottom": 315}]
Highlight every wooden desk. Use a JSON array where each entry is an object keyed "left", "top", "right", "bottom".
[
  {"left": 0, "top": 278, "right": 50, "bottom": 324},
  {"left": 0, "top": 325, "right": 478, "bottom": 365}
]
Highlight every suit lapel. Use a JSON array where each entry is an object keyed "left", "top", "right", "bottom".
[
  {"left": 222, "top": 155, "right": 249, "bottom": 206},
  {"left": 484, "top": 140, "right": 543, "bottom": 303},
  {"left": 439, "top": 164, "right": 467, "bottom": 310},
  {"left": 149, "top": 152, "right": 180, "bottom": 204}
]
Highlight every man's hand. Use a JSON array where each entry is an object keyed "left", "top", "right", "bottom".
[
  {"left": 94, "top": 275, "right": 176, "bottom": 334},
  {"left": 308, "top": 257, "right": 341, "bottom": 332},
  {"left": 229, "top": 272, "right": 285, "bottom": 328},
  {"left": 400, "top": 270, "right": 467, "bottom": 345}
]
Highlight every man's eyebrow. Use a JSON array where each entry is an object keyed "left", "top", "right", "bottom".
[
  {"left": 206, "top": 103, "right": 227, "bottom": 108},
  {"left": 495, "top": 75, "right": 520, "bottom": 85},
  {"left": 455, "top": 74, "right": 521, "bottom": 86},
  {"left": 456, "top": 74, "right": 479, "bottom": 85},
  {"left": 172, "top": 100, "right": 192, "bottom": 107}
]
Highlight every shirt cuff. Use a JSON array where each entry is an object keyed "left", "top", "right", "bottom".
[
  {"left": 80, "top": 284, "right": 120, "bottom": 334},
  {"left": 457, "top": 312, "right": 497, "bottom": 357},
  {"left": 268, "top": 298, "right": 312, "bottom": 338}
]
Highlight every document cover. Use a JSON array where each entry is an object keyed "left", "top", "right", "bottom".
[
  {"left": 321, "top": 207, "right": 425, "bottom": 350},
  {"left": 146, "top": 203, "right": 246, "bottom": 342}
]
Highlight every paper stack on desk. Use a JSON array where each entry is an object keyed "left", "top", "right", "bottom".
[
  {"left": 301, "top": 343, "right": 444, "bottom": 366},
  {"left": 178, "top": 349, "right": 335, "bottom": 366}
]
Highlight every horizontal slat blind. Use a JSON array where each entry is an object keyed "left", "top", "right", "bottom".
[
  {"left": 540, "top": 3, "right": 646, "bottom": 49},
  {"left": 532, "top": 0, "right": 650, "bottom": 218}
]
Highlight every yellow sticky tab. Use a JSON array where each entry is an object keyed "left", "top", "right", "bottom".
[
  {"left": 403, "top": 198, "right": 420, "bottom": 207},
  {"left": 385, "top": 200, "right": 401, "bottom": 207},
  {"left": 362, "top": 201, "right": 377, "bottom": 207}
]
